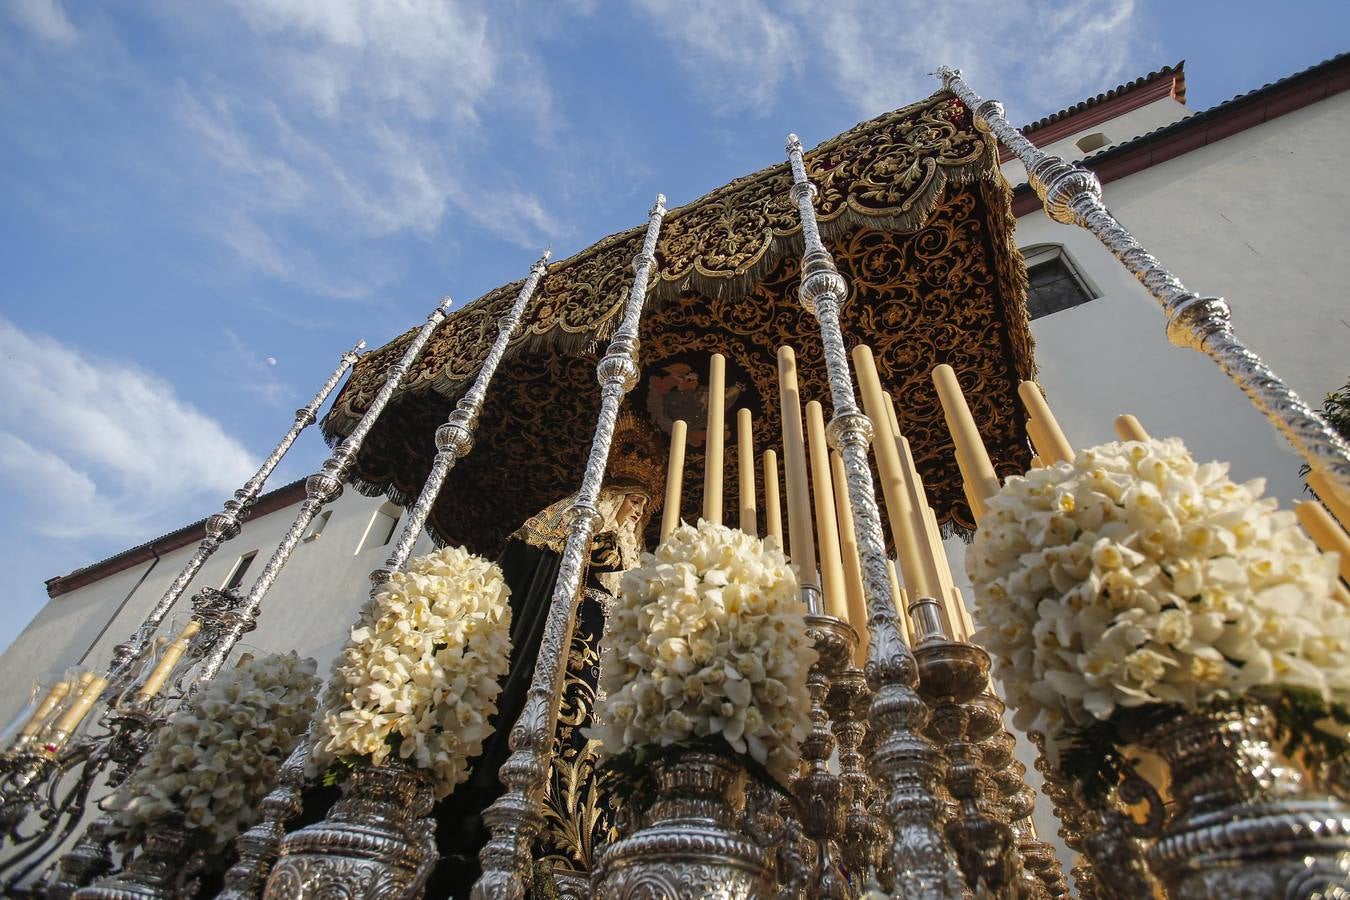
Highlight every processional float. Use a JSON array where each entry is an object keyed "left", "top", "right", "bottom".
[{"left": 0, "top": 69, "right": 1347, "bottom": 900}]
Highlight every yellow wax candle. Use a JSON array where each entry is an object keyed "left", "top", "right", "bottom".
[
  {"left": 831, "top": 451, "right": 869, "bottom": 665},
  {"left": 932, "top": 364, "right": 1002, "bottom": 516},
  {"left": 777, "top": 347, "right": 818, "bottom": 590},
  {"left": 886, "top": 560, "right": 913, "bottom": 647},
  {"left": 1113, "top": 414, "right": 1150, "bottom": 442},
  {"left": 50, "top": 675, "right": 108, "bottom": 744},
  {"left": 703, "top": 353, "right": 726, "bottom": 524},
  {"left": 1017, "top": 381, "right": 1074, "bottom": 465},
  {"left": 892, "top": 424, "right": 948, "bottom": 624},
  {"left": 137, "top": 620, "right": 202, "bottom": 699},
  {"left": 1309, "top": 472, "right": 1350, "bottom": 532},
  {"left": 763, "top": 449, "right": 783, "bottom": 546},
  {"left": 737, "top": 408, "right": 757, "bottom": 535},
  {"left": 853, "top": 346, "right": 935, "bottom": 601},
  {"left": 18, "top": 680, "right": 72, "bottom": 739},
  {"left": 806, "top": 401, "right": 847, "bottom": 621},
  {"left": 951, "top": 587, "right": 978, "bottom": 644},
  {"left": 1296, "top": 500, "right": 1350, "bottom": 583},
  {"left": 661, "top": 420, "right": 688, "bottom": 542},
  {"left": 1025, "top": 415, "right": 1057, "bottom": 466}
]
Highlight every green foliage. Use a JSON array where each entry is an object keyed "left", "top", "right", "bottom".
[{"left": 1303, "top": 378, "right": 1350, "bottom": 488}]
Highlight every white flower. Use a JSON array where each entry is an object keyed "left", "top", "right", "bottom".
[
  {"left": 104, "top": 652, "right": 319, "bottom": 848},
  {"left": 590, "top": 520, "right": 816, "bottom": 783},
  {"left": 310, "top": 545, "right": 512, "bottom": 800},
  {"left": 967, "top": 437, "right": 1345, "bottom": 739}
]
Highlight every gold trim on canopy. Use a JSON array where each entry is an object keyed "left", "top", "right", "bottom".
[{"left": 322, "top": 90, "right": 1034, "bottom": 553}]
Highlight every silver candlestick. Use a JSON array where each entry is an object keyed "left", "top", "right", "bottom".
[
  {"left": 785, "top": 133, "right": 963, "bottom": 899},
  {"left": 936, "top": 66, "right": 1350, "bottom": 507},
  {"left": 474, "top": 196, "right": 667, "bottom": 900},
  {"left": 796, "top": 614, "right": 855, "bottom": 899}
]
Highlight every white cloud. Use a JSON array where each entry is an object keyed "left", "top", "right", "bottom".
[
  {"left": 629, "top": 0, "right": 800, "bottom": 112},
  {"left": 0, "top": 318, "right": 258, "bottom": 541},
  {"left": 630, "top": 0, "right": 1144, "bottom": 123},
  {"left": 7, "top": 0, "right": 77, "bottom": 44}
]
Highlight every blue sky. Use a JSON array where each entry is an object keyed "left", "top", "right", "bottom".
[{"left": 0, "top": 0, "right": 1346, "bottom": 653}]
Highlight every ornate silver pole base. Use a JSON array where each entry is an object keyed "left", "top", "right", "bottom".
[
  {"left": 1137, "top": 702, "right": 1350, "bottom": 900},
  {"left": 828, "top": 665, "right": 887, "bottom": 888},
  {"left": 73, "top": 820, "right": 204, "bottom": 900},
  {"left": 262, "top": 762, "right": 436, "bottom": 900},
  {"left": 44, "top": 816, "right": 116, "bottom": 899},
  {"left": 593, "top": 752, "right": 774, "bottom": 900},
  {"left": 216, "top": 740, "right": 309, "bottom": 899},
  {"left": 915, "top": 641, "right": 1028, "bottom": 899},
  {"left": 796, "top": 614, "right": 854, "bottom": 899}
]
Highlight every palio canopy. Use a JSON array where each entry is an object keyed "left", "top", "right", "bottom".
[{"left": 322, "top": 90, "right": 1034, "bottom": 555}]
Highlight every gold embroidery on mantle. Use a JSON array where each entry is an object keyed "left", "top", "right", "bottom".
[{"left": 322, "top": 90, "right": 1032, "bottom": 551}]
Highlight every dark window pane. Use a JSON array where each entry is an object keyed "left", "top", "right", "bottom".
[
  {"left": 1027, "top": 256, "right": 1093, "bottom": 319},
  {"left": 225, "top": 552, "right": 257, "bottom": 591}
]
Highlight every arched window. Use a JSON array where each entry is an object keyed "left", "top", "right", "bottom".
[
  {"left": 1021, "top": 244, "right": 1099, "bottom": 319},
  {"left": 357, "top": 502, "right": 402, "bottom": 554}
]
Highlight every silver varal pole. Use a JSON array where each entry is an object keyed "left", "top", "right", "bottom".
[
  {"left": 936, "top": 66, "right": 1350, "bottom": 508},
  {"left": 104, "top": 338, "right": 366, "bottom": 688},
  {"left": 474, "top": 195, "right": 666, "bottom": 900},
  {"left": 371, "top": 248, "right": 552, "bottom": 585},
  {"left": 786, "top": 134, "right": 964, "bottom": 899},
  {"left": 217, "top": 251, "right": 552, "bottom": 900},
  {"left": 192, "top": 298, "right": 454, "bottom": 687}
]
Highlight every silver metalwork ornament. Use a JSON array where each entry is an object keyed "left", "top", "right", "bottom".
[
  {"left": 44, "top": 815, "right": 116, "bottom": 899},
  {"left": 827, "top": 664, "right": 887, "bottom": 886},
  {"left": 73, "top": 818, "right": 206, "bottom": 900},
  {"left": 214, "top": 736, "right": 309, "bottom": 900},
  {"left": 915, "top": 640, "right": 1029, "bottom": 899},
  {"left": 935, "top": 66, "right": 1350, "bottom": 509},
  {"left": 1027, "top": 730, "right": 1100, "bottom": 898},
  {"left": 1135, "top": 701, "right": 1350, "bottom": 899},
  {"left": 192, "top": 300, "right": 452, "bottom": 690},
  {"left": 795, "top": 614, "right": 855, "bottom": 899},
  {"left": 474, "top": 195, "right": 666, "bottom": 900},
  {"left": 106, "top": 340, "right": 365, "bottom": 688},
  {"left": 593, "top": 752, "right": 774, "bottom": 899},
  {"left": 263, "top": 760, "right": 436, "bottom": 900},
  {"left": 785, "top": 132, "right": 962, "bottom": 900}
]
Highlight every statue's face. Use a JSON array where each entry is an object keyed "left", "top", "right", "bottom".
[{"left": 618, "top": 493, "right": 647, "bottom": 528}]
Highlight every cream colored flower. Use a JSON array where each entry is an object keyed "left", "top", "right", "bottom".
[
  {"left": 968, "top": 437, "right": 1344, "bottom": 739},
  {"left": 105, "top": 652, "right": 319, "bottom": 848},
  {"left": 311, "top": 545, "right": 512, "bottom": 799},
  {"left": 591, "top": 519, "right": 815, "bottom": 783}
]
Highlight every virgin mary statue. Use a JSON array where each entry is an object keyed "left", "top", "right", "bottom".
[{"left": 431, "top": 412, "right": 665, "bottom": 898}]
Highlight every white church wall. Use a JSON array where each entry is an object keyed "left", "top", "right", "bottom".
[
  {"left": 998, "top": 93, "right": 1191, "bottom": 184},
  {"left": 0, "top": 487, "right": 425, "bottom": 726},
  {"left": 1008, "top": 93, "right": 1350, "bottom": 510}
]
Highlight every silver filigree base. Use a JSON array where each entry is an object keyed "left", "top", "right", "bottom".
[
  {"left": 594, "top": 752, "right": 773, "bottom": 899},
  {"left": 263, "top": 761, "right": 436, "bottom": 900}
]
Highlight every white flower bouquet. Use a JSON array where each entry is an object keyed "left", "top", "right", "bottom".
[
  {"left": 104, "top": 651, "right": 319, "bottom": 848},
  {"left": 967, "top": 437, "right": 1348, "bottom": 782},
  {"left": 311, "top": 545, "right": 511, "bottom": 799},
  {"left": 590, "top": 519, "right": 816, "bottom": 785}
]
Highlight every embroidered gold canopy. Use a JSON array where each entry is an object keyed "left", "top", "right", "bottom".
[{"left": 322, "top": 90, "right": 1034, "bottom": 555}]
